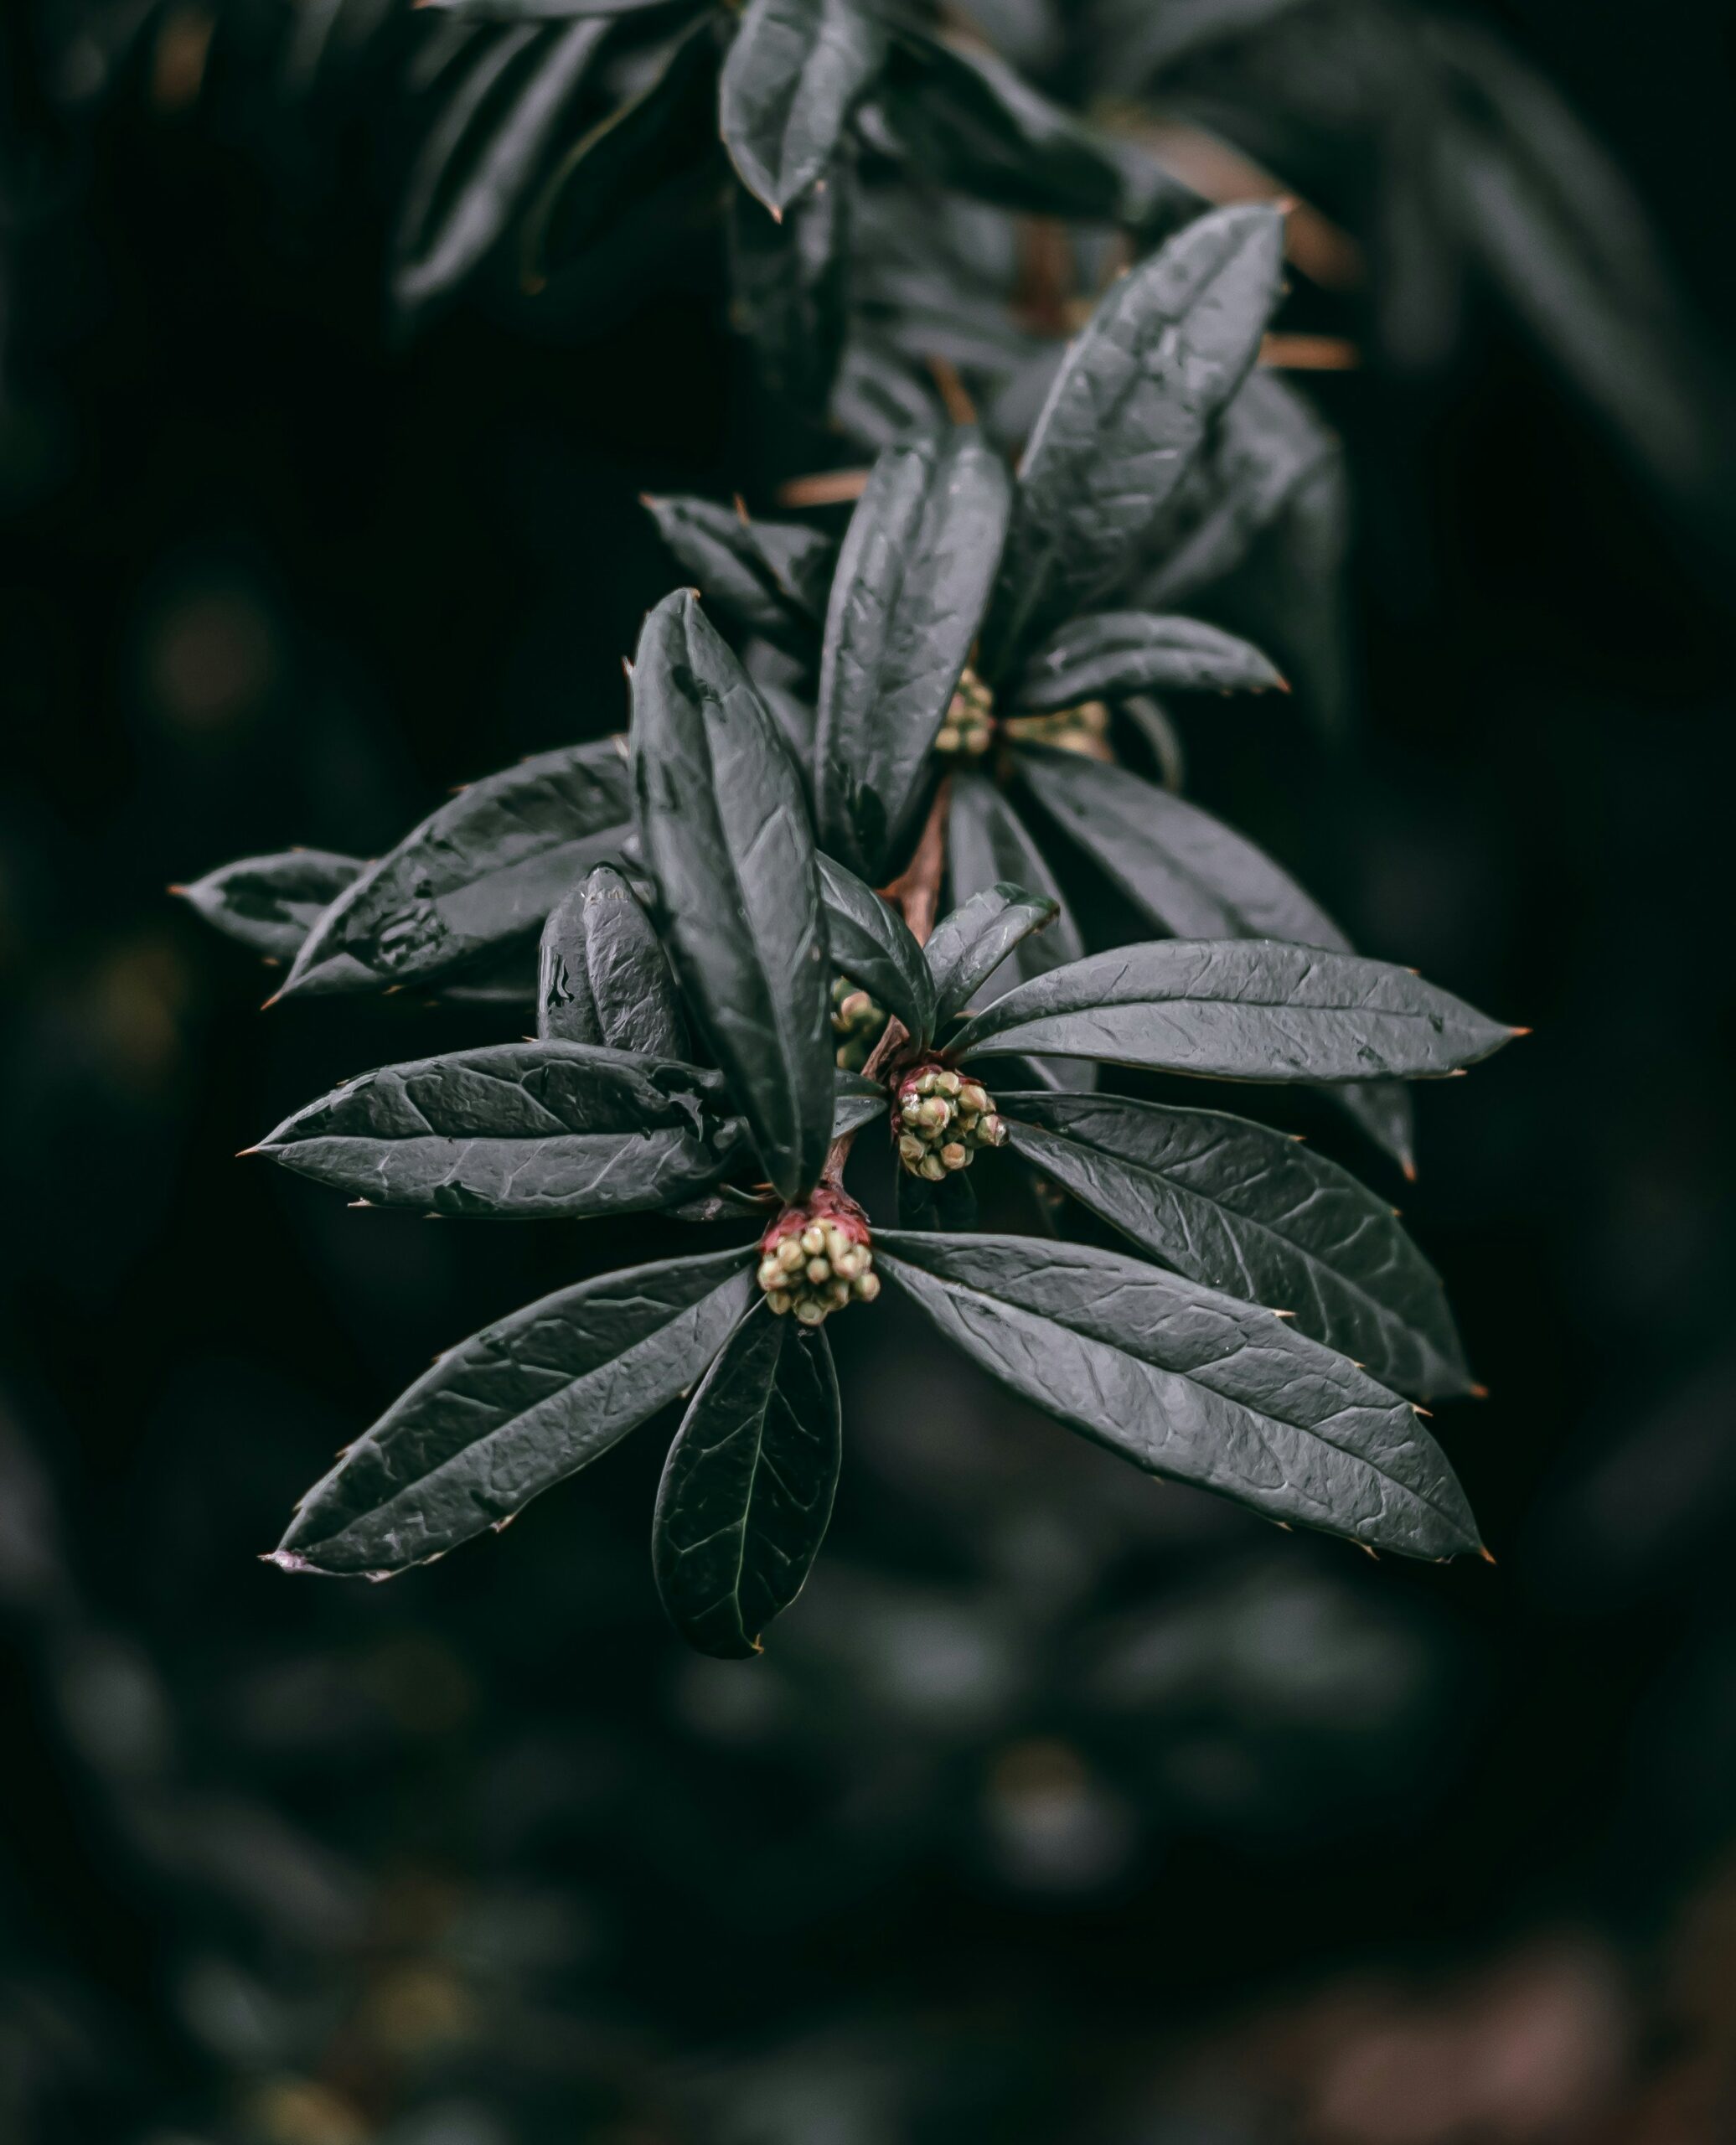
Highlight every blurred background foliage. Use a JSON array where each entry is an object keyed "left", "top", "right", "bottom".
[{"left": 3, "top": 0, "right": 1735, "bottom": 2138}]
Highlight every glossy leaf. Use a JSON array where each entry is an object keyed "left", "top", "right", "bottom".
[
  {"left": 877, "top": 1232, "right": 1480, "bottom": 1558},
  {"left": 876, "top": 30, "right": 1195, "bottom": 230},
  {"left": 923, "top": 882, "right": 1058, "bottom": 1023},
  {"left": 643, "top": 494, "right": 831, "bottom": 644},
  {"left": 831, "top": 1073, "right": 887, "bottom": 1140},
  {"left": 279, "top": 741, "right": 631, "bottom": 997},
  {"left": 175, "top": 849, "right": 362, "bottom": 964},
  {"left": 815, "top": 429, "right": 1012, "bottom": 879},
  {"left": 952, "top": 939, "right": 1516, "bottom": 1083},
  {"left": 653, "top": 1304, "right": 841, "bottom": 1657},
  {"left": 999, "top": 1092, "right": 1472, "bottom": 1398},
  {"left": 631, "top": 590, "right": 834, "bottom": 1202},
  {"left": 983, "top": 204, "right": 1287, "bottom": 669},
  {"left": 720, "top": 0, "right": 887, "bottom": 216},
  {"left": 524, "top": 11, "right": 721, "bottom": 282},
  {"left": 1013, "top": 612, "right": 1285, "bottom": 709},
  {"left": 536, "top": 863, "right": 690, "bottom": 1059},
  {"left": 274, "top": 1248, "right": 755, "bottom": 1576},
  {"left": 1015, "top": 750, "right": 1414, "bottom": 1170},
  {"left": 816, "top": 854, "right": 935, "bottom": 1044},
  {"left": 1015, "top": 748, "right": 1343, "bottom": 947},
  {"left": 393, "top": 18, "right": 606, "bottom": 323},
  {"left": 256, "top": 1041, "right": 748, "bottom": 1217},
  {"left": 945, "top": 772, "right": 1090, "bottom": 1092}
]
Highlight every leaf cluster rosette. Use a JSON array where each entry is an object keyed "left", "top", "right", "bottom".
[
  {"left": 176, "top": 173, "right": 1528, "bottom": 1657},
  {"left": 200, "top": 567, "right": 1518, "bottom": 1660}
]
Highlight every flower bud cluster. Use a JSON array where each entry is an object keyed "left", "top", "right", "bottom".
[
  {"left": 895, "top": 1065, "right": 1007, "bottom": 1180},
  {"left": 830, "top": 974, "right": 886, "bottom": 1072},
  {"left": 933, "top": 667, "right": 995, "bottom": 759},
  {"left": 757, "top": 1192, "right": 878, "bottom": 1325},
  {"left": 1002, "top": 697, "right": 1112, "bottom": 759}
]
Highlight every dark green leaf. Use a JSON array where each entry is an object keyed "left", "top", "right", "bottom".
[
  {"left": 1135, "top": 371, "right": 1338, "bottom": 612},
  {"left": 631, "top": 590, "right": 834, "bottom": 1202},
  {"left": 829, "top": 329, "right": 948, "bottom": 452},
  {"left": 999, "top": 1092, "right": 1471, "bottom": 1398},
  {"left": 832, "top": 1073, "right": 887, "bottom": 1140},
  {"left": 273, "top": 1248, "right": 755, "bottom": 1576},
  {"left": 876, "top": 29, "right": 1195, "bottom": 230},
  {"left": 1015, "top": 748, "right": 1341, "bottom": 947},
  {"left": 815, "top": 428, "right": 1012, "bottom": 879},
  {"left": 983, "top": 203, "right": 1286, "bottom": 669},
  {"left": 175, "top": 849, "right": 362, "bottom": 964},
  {"left": 720, "top": 0, "right": 887, "bottom": 216},
  {"left": 952, "top": 939, "right": 1517, "bottom": 1083},
  {"left": 653, "top": 1304, "right": 841, "bottom": 1657},
  {"left": 1014, "top": 612, "right": 1285, "bottom": 709},
  {"left": 279, "top": 741, "right": 631, "bottom": 998},
  {"left": 923, "top": 882, "right": 1057, "bottom": 1023},
  {"left": 876, "top": 1232, "right": 1480, "bottom": 1558},
  {"left": 256, "top": 1041, "right": 748, "bottom": 1217},
  {"left": 728, "top": 163, "right": 850, "bottom": 415},
  {"left": 523, "top": 12, "right": 721, "bottom": 283},
  {"left": 816, "top": 854, "right": 935, "bottom": 1043},
  {"left": 536, "top": 863, "right": 690, "bottom": 1058},
  {"left": 945, "top": 771, "right": 1090, "bottom": 1092},
  {"left": 1015, "top": 750, "right": 1413, "bottom": 1170},
  {"left": 392, "top": 18, "right": 606, "bottom": 323},
  {"left": 642, "top": 494, "right": 831, "bottom": 645}
]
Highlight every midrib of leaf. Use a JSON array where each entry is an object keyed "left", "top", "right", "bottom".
[{"left": 880, "top": 1251, "right": 1471, "bottom": 1542}]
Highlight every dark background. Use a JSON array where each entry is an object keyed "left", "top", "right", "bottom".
[{"left": 3, "top": 2, "right": 1734, "bottom": 2138}]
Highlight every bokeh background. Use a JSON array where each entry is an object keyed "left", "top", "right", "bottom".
[{"left": 3, "top": 2, "right": 1735, "bottom": 2139}]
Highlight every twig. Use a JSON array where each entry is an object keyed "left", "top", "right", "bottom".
[
  {"left": 777, "top": 468, "right": 871, "bottom": 509},
  {"left": 1259, "top": 332, "right": 1360, "bottom": 370}
]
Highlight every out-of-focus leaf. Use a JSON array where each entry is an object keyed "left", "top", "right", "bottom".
[
  {"left": 631, "top": 590, "right": 834, "bottom": 1202},
  {"left": 643, "top": 494, "right": 831, "bottom": 644},
  {"left": 728, "top": 162, "right": 850, "bottom": 413},
  {"left": 421, "top": 0, "right": 696, "bottom": 17},
  {"left": 877, "top": 1231, "right": 1480, "bottom": 1558},
  {"left": 393, "top": 17, "right": 607, "bottom": 323},
  {"left": 536, "top": 863, "right": 690, "bottom": 1058},
  {"left": 524, "top": 11, "right": 722, "bottom": 282},
  {"left": 999, "top": 1091, "right": 1472, "bottom": 1398},
  {"left": 946, "top": 771, "right": 1090, "bottom": 1091},
  {"left": 983, "top": 204, "right": 1286, "bottom": 669},
  {"left": 875, "top": 28, "right": 1196, "bottom": 230},
  {"left": 816, "top": 855, "right": 936, "bottom": 1043},
  {"left": 1136, "top": 370, "right": 1339, "bottom": 612},
  {"left": 953, "top": 940, "right": 1516, "bottom": 1083},
  {"left": 279, "top": 741, "right": 631, "bottom": 997},
  {"left": 274, "top": 1248, "right": 755, "bottom": 1576},
  {"left": 1014, "top": 612, "right": 1284, "bottom": 708},
  {"left": 1096, "top": 0, "right": 1316, "bottom": 82},
  {"left": 720, "top": 0, "right": 886, "bottom": 216},
  {"left": 923, "top": 882, "right": 1057, "bottom": 1023},
  {"left": 256, "top": 1041, "right": 748, "bottom": 1217},
  {"left": 1015, "top": 748, "right": 1340, "bottom": 946},
  {"left": 815, "top": 428, "right": 1011, "bottom": 879},
  {"left": 175, "top": 850, "right": 362, "bottom": 964},
  {"left": 1428, "top": 17, "right": 1728, "bottom": 517},
  {"left": 829, "top": 329, "right": 949, "bottom": 451},
  {"left": 653, "top": 1304, "right": 840, "bottom": 1657}
]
